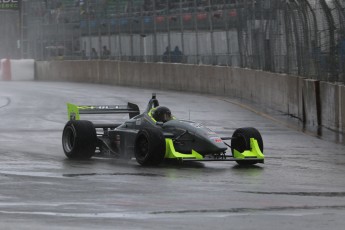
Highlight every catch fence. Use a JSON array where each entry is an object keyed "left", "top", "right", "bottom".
[{"left": 11, "top": 0, "right": 345, "bottom": 83}]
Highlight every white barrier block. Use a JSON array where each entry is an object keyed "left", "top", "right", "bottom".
[
  {"left": 0, "top": 59, "right": 12, "bottom": 81},
  {"left": 11, "top": 59, "right": 35, "bottom": 81}
]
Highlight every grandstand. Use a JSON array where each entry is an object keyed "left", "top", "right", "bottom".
[{"left": 16, "top": 0, "right": 345, "bottom": 83}]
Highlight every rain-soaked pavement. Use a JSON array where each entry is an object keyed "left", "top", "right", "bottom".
[{"left": 1, "top": 81, "right": 345, "bottom": 230}]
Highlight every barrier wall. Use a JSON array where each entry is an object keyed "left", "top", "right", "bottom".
[
  {"left": 320, "top": 82, "right": 345, "bottom": 132},
  {"left": 341, "top": 85, "right": 345, "bottom": 133},
  {"left": 35, "top": 60, "right": 345, "bottom": 134},
  {"left": 302, "top": 79, "right": 320, "bottom": 127},
  {"left": 0, "top": 59, "right": 35, "bottom": 81}
]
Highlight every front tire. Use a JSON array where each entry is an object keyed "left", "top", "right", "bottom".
[
  {"left": 231, "top": 127, "right": 263, "bottom": 166},
  {"left": 62, "top": 120, "right": 97, "bottom": 159},
  {"left": 134, "top": 128, "right": 165, "bottom": 166}
]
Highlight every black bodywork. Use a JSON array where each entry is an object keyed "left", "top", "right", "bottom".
[{"left": 62, "top": 94, "right": 264, "bottom": 166}]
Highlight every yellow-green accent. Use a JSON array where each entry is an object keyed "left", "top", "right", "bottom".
[
  {"left": 67, "top": 103, "right": 80, "bottom": 120},
  {"left": 233, "top": 138, "right": 264, "bottom": 160},
  {"left": 148, "top": 108, "right": 157, "bottom": 122},
  {"left": 165, "top": 138, "right": 203, "bottom": 160}
]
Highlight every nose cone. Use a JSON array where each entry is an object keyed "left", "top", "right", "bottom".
[
  {"left": 195, "top": 134, "right": 228, "bottom": 155},
  {"left": 163, "top": 119, "right": 228, "bottom": 155}
]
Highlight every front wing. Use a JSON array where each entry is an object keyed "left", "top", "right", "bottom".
[{"left": 164, "top": 138, "right": 264, "bottom": 163}]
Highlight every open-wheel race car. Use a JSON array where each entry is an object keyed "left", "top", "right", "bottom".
[{"left": 62, "top": 94, "right": 264, "bottom": 166}]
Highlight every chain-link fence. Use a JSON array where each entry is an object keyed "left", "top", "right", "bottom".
[
  {"left": 2, "top": 0, "right": 344, "bottom": 83},
  {"left": 0, "top": 10, "right": 20, "bottom": 59}
]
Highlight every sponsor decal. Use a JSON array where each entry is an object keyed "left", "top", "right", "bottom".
[
  {"left": 77, "top": 105, "right": 111, "bottom": 110},
  {"left": 97, "top": 106, "right": 110, "bottom": 109},
  {"left": 192, "top": 123, "right": 203, "bottom": 128},
  {"left": 0, "top": 0, "right": 20, "bottom": 10},
  {"left": 214, "top": 138, "right": 222, "bottom": 143},
  {"left": 210, "top": 136, "right": 222, "bottom": 143},
  {"left": 136, "top": 118, "right": 141, "bottom": 126}
]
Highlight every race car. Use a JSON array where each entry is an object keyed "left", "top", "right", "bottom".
[{"left": 62, "top": 94, "right": 264, "bottom": 166}]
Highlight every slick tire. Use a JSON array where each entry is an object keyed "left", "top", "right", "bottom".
[
  {"left": 62, "top": 120, "right": 97, "bottom": 159},
  {"left": 134, "top": 128, "right": 166, "bottom": 166},
  {"left": 231, "top": 127, "right": 263, "bottom": 166}
]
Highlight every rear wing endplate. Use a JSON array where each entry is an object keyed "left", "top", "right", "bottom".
[{"left": 67, "top": 102, "right": 140, "bottom": 120}]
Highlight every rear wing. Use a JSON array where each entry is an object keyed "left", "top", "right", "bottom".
[{"left": 67, "top": 102, "right": 140, "bottom": 120}]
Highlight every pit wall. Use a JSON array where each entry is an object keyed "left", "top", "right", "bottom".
[{"left": 35, "top": 60, "right": 345, "bottom": 134}]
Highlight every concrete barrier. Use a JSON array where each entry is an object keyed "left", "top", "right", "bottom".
[
  {"left": 320, "top": 82, "right": 339, "bottom": 131},
  {"left": 35, "top": 60, "right": 345, "bottom": 134},
  {"left": 177, "top": 64, "right": 200, "bottom": 92},
  {"left": 302, "top": 79, "right": 320, "bottom": 127},
  {"left": 341, "top": 85, "right": 345, "bottom": 133},
  {"left": 101, "top": 61, "right": 117, "bottom": 85},
  {"left": 11, "top": 59, "right": 35, "bottom": 81},
  {"left": 225, "top": 69, "right": 303, "bottom": 118},
  {"left": 1, "top": 59, "right": 35, "bottom": 81}
]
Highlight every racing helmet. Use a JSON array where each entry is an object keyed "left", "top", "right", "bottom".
[{"left": 152, "top": 106, "right": 172, "bottom": 122}]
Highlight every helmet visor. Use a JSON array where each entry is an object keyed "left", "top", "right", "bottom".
[{"left": 162, "top": 111, "right": 172, "bottom": 122}]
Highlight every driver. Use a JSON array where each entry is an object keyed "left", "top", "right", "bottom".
[{"left": 152, "top": 106, "right": 173, "bottom": 122}]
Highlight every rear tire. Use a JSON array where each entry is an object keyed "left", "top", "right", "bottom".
[
  {"left": 231, "top": 127, "right": 263, "bottom": 166},
  {"left": 134, "top": 128, "right": 165, "bottom": 166},
  {"left": 62, "top": 120, "right": 97, "bottom": 159}
]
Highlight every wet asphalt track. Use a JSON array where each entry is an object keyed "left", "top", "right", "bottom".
[{"left": 1, "top": 81, "right": 345, "bottom": 230}]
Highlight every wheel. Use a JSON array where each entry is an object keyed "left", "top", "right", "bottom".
[
  {"left": 62, "top": 120, "right": 97, "bottom": 159},
  {"left": 245, "top": 127, "right": 263, "bottom": 152},
  {"left": 134, "top": 128, "right": 166, "bottom": 166},
  {"left": 231, "top": 127, "right": 263, "bottom": 166}
]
